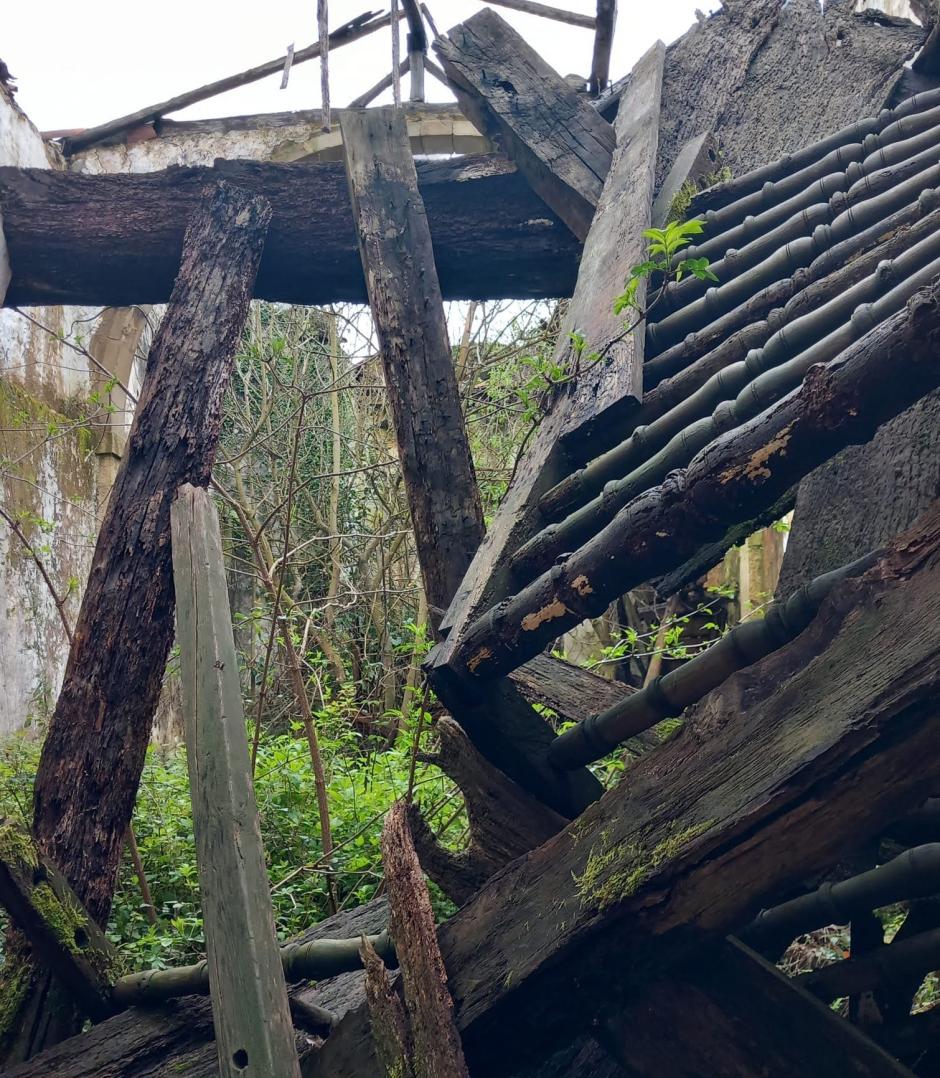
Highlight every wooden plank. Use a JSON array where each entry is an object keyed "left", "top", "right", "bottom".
[
  {"left": 483, "top": 0, "right": 595, "bottom": 29},
  {"left": 321, "top": 502, "right": 940, "bottom": 1075},
  {"left": 171, "top": 485, "right": 300, "bottom": 1078},
  {"left": 599, "top": 938, "right": 913, "bottom": 1077},
  {"left": 62, "top": 11, "right": 393, "bottom": 155},
  {"left": 651, "top": 131, "right": 720, "bottom": 227},
  {"left": 434, "top": 7, "right": 615, "bottom": 240},
  {"left": 433, "top": 40, "right": 663, "bottom": 643},
  {"left": 0, "top": 821, "right": 118, "bottom": 1022},
  {"left": 440, "top": 276, "right": 940, "bottom": 683},
  {"left": 340, "top": 107, "right": 484, "bottom": 618},
  {"left": 589, "top": 0, "right": 617, "bottom": 96},
  {"left": 0, "top": 155, "right": 582, "bottom": 308}
]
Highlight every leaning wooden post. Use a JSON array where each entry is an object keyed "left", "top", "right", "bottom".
[
  {"left": 171, "top": 484, "right": 300, "bottom": 1078},
  {"left": 340, "top": 106, "right": 485, "bottom": 622}
]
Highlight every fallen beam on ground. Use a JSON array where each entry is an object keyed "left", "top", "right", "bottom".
[
  {"left": 0, "top": 155, "right": 580, "bottom": 307},
  {"left": 318, "top": 502, "right": 940, "bottom": 1075},
  {"left": 435, "top": 7, "right": 615, "bottom": 240}
]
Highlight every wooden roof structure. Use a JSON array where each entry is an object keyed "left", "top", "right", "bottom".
[{"left": 5, "top": 1, "right": 940, "bottom": 1076}]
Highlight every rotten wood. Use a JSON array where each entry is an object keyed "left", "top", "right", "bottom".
[
  {"left": 408, "top": 718, "right": 566, "bottom": 904},
  {"left": 31, "top": 182, "right": 271, "bottom": 931},
  {"left": 6, "top": 900, "right": 390, "bottom": 1078},
  {"left": 433, "top": 41, "right": 662, "bottom": 647},
  {"left": 0, "top": 821, "right": 118, "bottom": 1023},
  {"left": 434, "top": 7, "right": 614, "bottom": 240},
  {"left": 340, "top": 107, "right": 484, "bottom": 620},
  {"left": 62, "top": 11, "right": 392, "bottom": 155},
  {"left": 171, "top": 485, "right": 299, "bottom": 1078},
  {"left": 598, "top": 938, "right": 913, "bottom": 1077},
  {"left": 0, "top": 155, "right": 581, "bottom": 308},
  {"left": 360, "top": 936, "right": 411, "bottom": 1078},
  {"left": 320, "top": 501, "right": 940, "bottom": 1075},
  {"left": 589, "top": 0, "right": 617, "bottom": 96},
  {"left": 441, "top": 278, "right": 940, "bottom": 683},
  {"left": 381, "top": 802, "right": 470, "bottom": 1078}
]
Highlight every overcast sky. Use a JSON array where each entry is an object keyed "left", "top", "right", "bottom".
[{"left": 4, "top": 1, "right": 719, "bottom": 133}]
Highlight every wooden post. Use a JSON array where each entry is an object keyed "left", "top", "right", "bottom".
[
  {"left": 589, "top": 0, "right": 617, "bottom": 96},
  {"left": 340, "top": 107, "right": 485, "bottom": 621},
  {"left": 171, "top": 484, "right": 300, "bottom": 1078},
  {"left": 401, "top": 0, "right": 427, "bottom": 103},
  {"left": 434, "top": 7, "right": 615, "bottom": 240},
  {"left": 31, "top": 182, "right": 271, "bottom": 931}
]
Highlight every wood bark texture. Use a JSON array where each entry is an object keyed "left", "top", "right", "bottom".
[
  {"left": 171, "top": 485, "right": 299, "bottom": 1078},
  {"left": 381, "top": 802, "right": 470, "bottom": 1078},
  {"left": 0, "top": 155, "right": 581, "bottom": 308},
  {"left": 656, "top": 0, "right": 924, "bottom": 188},
  {"left": 340, "top": 107, "right": 484, "bottom": 618},
  {"left": 434, "top": 7, "right": 615, "bottom": 240},
  {"left": 31, "top": 182, "right": 271, "bottom": 928}
]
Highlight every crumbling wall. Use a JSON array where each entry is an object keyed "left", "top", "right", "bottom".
[{"left": 0, "top": 87, "right": 100, "bottom": 733}]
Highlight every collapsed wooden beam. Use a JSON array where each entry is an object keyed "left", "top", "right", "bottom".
[
  {"left": 483, "top": 0, "right": 595, "bottom": 30},
  {"left": 171, "top": 485, "right": 300, "bottom": 1078},
  {"left": 318, "top": 501, "right": 940, "bottom": 1075},
  {"left": 434, "top": 7, "right": 615, "bottom": 240},
  {"left": 441, "top": 277, "right": 940, "bottom": 684},
  {"left": 62, "top": 11, "right": 395, "bottom": 155},
  {"left": 0, "top": 155, "right": 581, "bottom": 308}
]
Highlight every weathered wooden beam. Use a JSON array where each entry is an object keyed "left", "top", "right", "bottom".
[
  {"left": 481, "top": 0, "right": 595, "bottom": 30},
  {"left": 171, "top": 485, "right": 299, "bottom": 1078},
  {"left": 434, "top": 7, "right": 615, "bottom": 240},
  {"left": 380, "top": 803, "right": 470, "bottom": 1077},
  {"left": 598, "top": 938, "right": 913, "bottom": 1078},
  {"left": 31, "top": 183, "right": 271, "bottom": 930},
  {"left": 320, "top": 502, "right": 940, "bottom": 1075},
  {"left": 62, "top": 11, "right": 394, "bottom": 155},
  {"left": 441, "top": 278, "right": 940, "bottom": 684},
  {"left": 651, "top": 131, "right": 720, "bottom": 227},
  {"left": 350, "top": 59, "right": 409, "bottom": 108},
  {"left": 0, "top": 821, "right": 118, "bottom": 1022},
  {"left": 340, "top": 107, "right": 484, "bottom": 619},
  {"left": 433, "top": 42, "right": 662, "bottom": 652},
  {"left": 400, "top": 0, "right": 427, "bottom": 102},
  {"left": 5, "top": 900, "right": 391, "bottom": 1078},
  {"left": 0, "top": 156, "right": 581, "bottom": 308},
  {"left": 589, "top": 1, "right": 617, "bottom": 96}
]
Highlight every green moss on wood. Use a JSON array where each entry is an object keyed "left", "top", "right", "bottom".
[
  {"left": 576, "top": 819, "right": 716, "bottom": 911},
  {"left": 0, "top": 953, "right": 32, "bottom": 1042}
]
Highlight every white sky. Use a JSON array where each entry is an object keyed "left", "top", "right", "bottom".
[{"left": 4, "top": 1, "right": 719, "bottom": 133}]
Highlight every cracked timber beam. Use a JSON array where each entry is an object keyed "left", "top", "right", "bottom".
[
  {"left": 428, "top": 41, "right": 663, "bottom": 709},
  {"left": 171, "top": 485, "right": 300, "bottom": 1078},
  {"left": 434, "top": 7, "right": 615, "bottom": 240},
  {"left": 0, "top": 155, "right": 580, "bottom": 308},
  {"left": 317, "top": 501, "right": 940, "bottom": 1076},
  {"left": 340, "top": 107, "right": 484, "bottom": 621}
]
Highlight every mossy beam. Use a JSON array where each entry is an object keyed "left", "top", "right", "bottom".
[
  {"left": 549, "top": 551, "right": 877, "bottom": 769},
  {"left": 513, "top": 230, "right": 940, "bottom": 581},
  {"left": 112, "top": 931, "right": 396, "bottom": 1007},
  {"left": 0, "top": 820, "right": 119, "bottom": 1021},
  {"left": 688, "top": 86, "right": 940, "bottom": 218},
  {"left": 742, "top": 843, "right": 940, "bottom": 959},
  {"left": 438, "top": 277, "right": 940, "bottom": 684},
  {"left": 647, "top": 126, "right": 940, "bottom": 355},
  {"left": 544, "top": 195, "right": 940, "bottom": 522}
]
